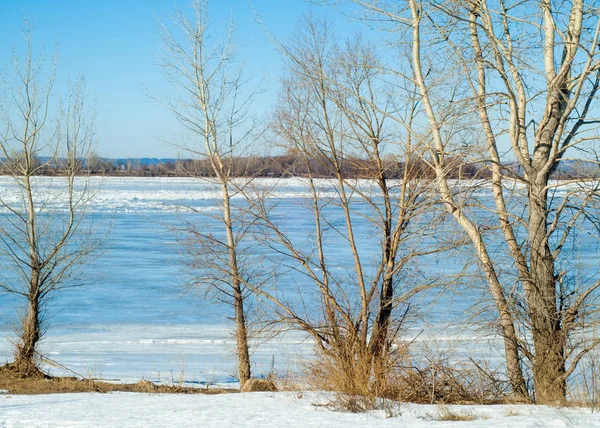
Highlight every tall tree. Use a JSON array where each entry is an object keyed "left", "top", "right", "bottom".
[
  {"left": 159, "top": 0, "right": 260, "bottom": 386},
  {"left": 348, "top": 0, "right": 600, "bottom": 404},
  {"left": 0, "top": 29, "right": 98, "bottom": 376},
  {"left": 243, "top": 15, "right": 440, "bottom": 398}
]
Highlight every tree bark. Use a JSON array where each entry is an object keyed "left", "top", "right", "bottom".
[
  {"left": 222, "top": 182, "right": 251, "bottom": 386},
  {"left": 15, "top": 279, "right": 41, "bottom": 376},
  {"left": 233, "top": 282, "right": 251, "bottom": 386},
  {"left": 527, "top": 180, "right": 566, "bottom": 404}
]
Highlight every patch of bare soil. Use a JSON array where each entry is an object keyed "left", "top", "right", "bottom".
[{"left": 0, "top": 365, "right": 238, "bottom": 395}]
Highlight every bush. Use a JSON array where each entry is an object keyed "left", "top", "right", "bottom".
[{"left": 305, "top": 340, "right": 507, "bottom": 411}]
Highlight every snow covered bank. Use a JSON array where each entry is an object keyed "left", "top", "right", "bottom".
[
  {"left": 1, "top": 391, "right": 598, "bottom": 427},
  {"left": 0, "top": 324, "right": 313, "bottom": 388}
]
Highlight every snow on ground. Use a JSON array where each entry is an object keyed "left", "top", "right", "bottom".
[{"left": 1, "top": 391, "right": 598, "bottom": 428}]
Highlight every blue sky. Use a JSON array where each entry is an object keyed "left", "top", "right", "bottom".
[{"left": 0, "top": 0, "right": 356, "bottom": 158}]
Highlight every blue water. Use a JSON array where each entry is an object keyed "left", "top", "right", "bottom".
[{"left": 0, "top": 177, "right": 597, "bottom": 383}]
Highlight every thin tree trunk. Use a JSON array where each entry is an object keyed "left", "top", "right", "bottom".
[
  {"left": 14, "top": 169, "right": 43, "bottom": 375},
  {"left": 369, "top": 272, "right": 394, "bottom": 358},
  {"left": 407, "top": 0, "right": 528, "bottom": 399},
  {"left": 222, "top": 182, "right": 251, "bottom": 386},
  {"left": 233, "top": 282, "right": 251, "bottom": 385}
]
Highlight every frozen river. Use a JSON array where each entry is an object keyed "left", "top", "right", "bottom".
[{"left": 0, "top": 177, "right": 597, "bottom": 386}]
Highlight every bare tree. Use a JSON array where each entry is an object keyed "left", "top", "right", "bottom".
[
  {"left": 240, "top": 15, "right": 443, "bottom": 398},
  {"left": 0, "top": 30, "right": 98, "bottom": 376},
  {"left": 345, "top": 0, "right": 600, "bottom": 404},
  {"left": 159, "top": 0, "right": 262, "bottom": 386}
]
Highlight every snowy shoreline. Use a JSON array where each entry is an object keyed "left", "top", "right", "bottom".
[{"left": 1, "top": 391, "right": 599, "bottom": 428}]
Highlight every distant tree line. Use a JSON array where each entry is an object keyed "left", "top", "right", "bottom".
[{"left": 0, "top": 152, "right": 597, "bottom": 180}]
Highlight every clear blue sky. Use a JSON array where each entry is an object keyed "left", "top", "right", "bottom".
[{"left": 0, "top": 0, "right": 357, "bottom": 158}]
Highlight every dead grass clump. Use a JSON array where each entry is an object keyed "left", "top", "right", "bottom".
[
  {"left": 306, "top": 340, "right": 411, "bottom": 412},
  {"left": 306, "top": 340, "right": 396, "bottom": 411},
  {"left": 134, "top": 379, "right": 158, "bottom": 392},
  {"left": 437, "top": 406, "right": 477, "bottom": 421},
  {"left": 241, "top": 378, "right": 278, "bottom": 392},
  {"left": 325, "top": 393, "right": 377, "bottom": 413}
]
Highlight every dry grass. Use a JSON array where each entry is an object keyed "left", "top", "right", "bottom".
[
  {"left": 133, "top": 379, "right": 159, "bottom": 393},
  {"left": 304, "top": 342, "right": 508, "bottom": 412},
  {"left": 305, "top": 342, "right": 398, "bottom": 412},
  {"left": 0, "top": 364, "right": 237, "bottom": 395},
  {"left": 393, "top": 361, "right": 508, "bottom": 405},
  {"left": 437, "top": 407, "right": 478, "bottom": 421}
]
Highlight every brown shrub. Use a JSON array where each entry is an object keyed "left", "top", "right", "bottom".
[
  {"left": 134, "top": 379, "right": 158, "bottom": 392},
  {"left": 305, "top": 342, "right": 507, "bottom": 412}
]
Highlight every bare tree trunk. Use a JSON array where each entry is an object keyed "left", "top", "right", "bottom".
[
  {"left": 233, "top": 284, "right": 251, "bottom": 385},
  {"left": 14, "top": 173, "right": 43, "bottom": 375},
  {"left": 483, "top": 260, "right": 529, "bottom": 400},
  {"left": 222, "top": 182, "right": 251, "bottom": 385},
  {"left": 369, "top": 272, "right": 393, "bottom": 359},
  {"left": 528, "top": 180, "right": 566, "bottom": 403},
  {"left": 159, "top": 0, "right": 260, "bottom": 388},
  {"left": 407, "top": 0, "right": 528, "bottom": 399},
  {"left": 367, "top": 169, "right": 395, "bottom": 362},
  {"left": 15, "top": 290, "right": 41, "bottom": 376}
]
